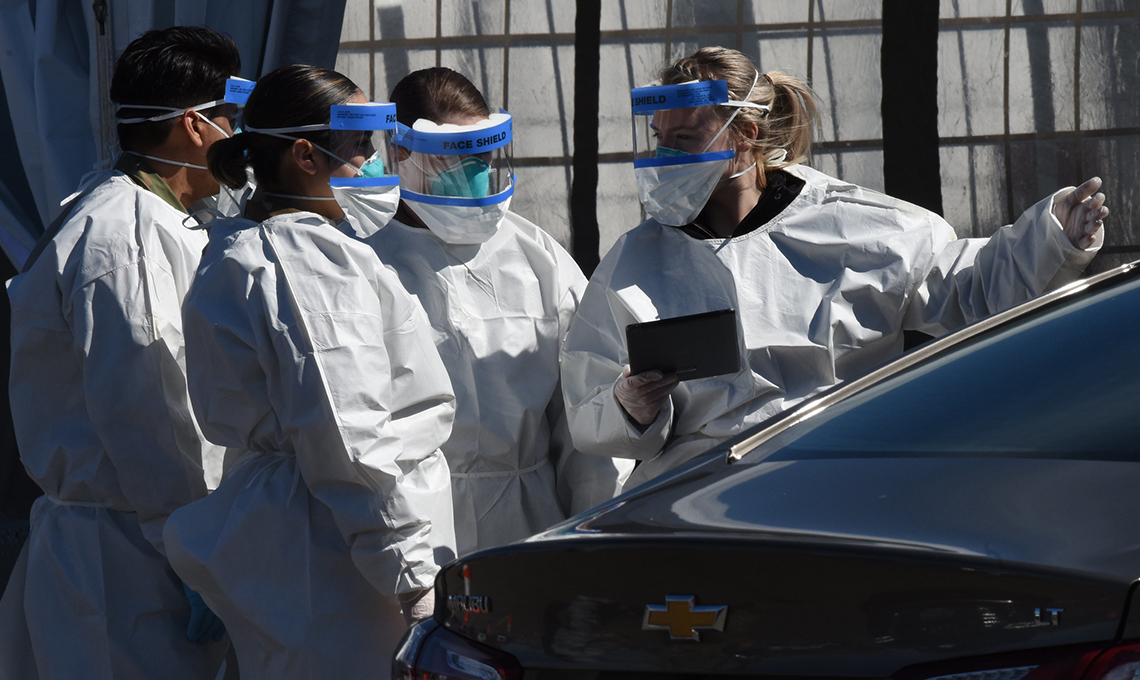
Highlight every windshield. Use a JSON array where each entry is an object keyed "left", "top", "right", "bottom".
[{"left": 742, "top": 273, "right": 1140, "bottom": 464}]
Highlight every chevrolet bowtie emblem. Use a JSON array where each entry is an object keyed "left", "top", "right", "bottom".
[{"left": 643, "top": 595, "right": 728, "bottom": 641}]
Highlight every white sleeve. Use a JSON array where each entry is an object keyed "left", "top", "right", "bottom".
[
  {"left": 561, "top": 258, "right": 674, "bottom": 462},
  {"left": 266, "top": 231, "right": 456, "bottom": 597},
  {"left": 547, "top": 270, "right": 634, "bottom": 515},
  {"left": 75, "top": 256, "right": 208, "bottom": 557},
  {"left": 905, "top": 190, "right": 1098, "bottom": 336}
]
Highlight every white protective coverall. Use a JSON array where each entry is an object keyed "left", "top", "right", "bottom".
[
  {"left": 562, "top": 164, "right": 1101, "bottom": 491},
  {"left": 162, "top": 211, "right": 458, "bottom": 680},
  {"left": 5, "top": 162, "right": 228, "bottom": 679},
  {"left": 363, "top": 212, "right": 631, "bottom": 555}
]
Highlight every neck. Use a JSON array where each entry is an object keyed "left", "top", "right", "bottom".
[
  {"left": 130, "top": 145, "right": 211, "bottom": 209},
  {"left": 246, "top": 188, "right": 345, "bottom": 223},
  {"left": 695, "top": 167, "right": 762, "bottom": 238},
  {"left": 395, "top": 200, "right": 427, "bottom": 229},
  {"left": 160, "top": 167, "right": 197, "bottom": 210}
]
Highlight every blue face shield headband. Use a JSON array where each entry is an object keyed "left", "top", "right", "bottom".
[{"left": 224, "top": 77, "right": 255, "bottom": 134}]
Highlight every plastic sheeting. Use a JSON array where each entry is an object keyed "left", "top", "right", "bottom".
[
  {"left": 338, "top": 0, "right": 1139, "bottom": 270},
  {"left": 0, "top": 0, "right": 348, "bottom": 270}
]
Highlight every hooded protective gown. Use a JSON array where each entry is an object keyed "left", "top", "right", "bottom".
[
  {"left": 162, "top": 211, "right": 457, "bottom": 680},
  {"left": 363, "top": 212, "right": 631, "bottom": 555},
  {"left": 562, "top": 164, "right": 1101, "bottom": 491},
  {"left": 4, "top": 165, "right": 228, "bottom": 680}
]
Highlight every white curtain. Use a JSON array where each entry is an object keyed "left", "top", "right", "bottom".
[{"left": 0, "top": 0, "right": 348, "bottom": 269}]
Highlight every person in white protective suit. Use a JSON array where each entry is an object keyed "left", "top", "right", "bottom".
[
  {"left": 2, "top": 27, "right": 240, "bottom": 680},
  {"left": 360, "top": 67, "right": 631, "bottom": 556},
  {"left": 160, "top": 64, "right": 458, "bottom": 680},
  {"left": 561, "top": 46, "right": 1110, "bottom": 493}
]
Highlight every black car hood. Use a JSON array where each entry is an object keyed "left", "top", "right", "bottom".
[{"left": 438, "top": 453, "right": 1140, "bottom": 676}]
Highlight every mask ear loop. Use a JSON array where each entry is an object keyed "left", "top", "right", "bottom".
[
  {"left": 117, "top": 107, "right": 234, "bottom": 171},
  {"left": 240, "top": 124, "right": 353, "bottom": 202},
  {"left": 243, "top": 123, "right": 361, "bottom": 171},
  {"left": 700, "top": 69, "right": 766, "bottom": 154},
  {"left": 123, "top": 151, "right": 209, "bottom": 170},
  {"left": 114, "top": 99, "right": 227, "bottom": 124},
  {"left": 706, "top": 69, "right": 771, "bottom": 183},
  {"left": 185, "top": 207, "right": 225, "bottom": 228}
]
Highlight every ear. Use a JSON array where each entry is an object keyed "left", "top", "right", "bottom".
[
  {"left": 183, "top": 110, "right": 207, "bottom": 148},
  {"left": 738, "top": 120, "right": 759, "bottom": 145},
  {"left": 291, "top": 139, "right": 320, "bottom": 176},
  {"left": 395, "top": 145, "right": 411, "bottom": 162}
]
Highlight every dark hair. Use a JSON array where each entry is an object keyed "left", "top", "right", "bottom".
[
  {"left": 207, "top": 64, "right": 360, "bottom": 191},
  {"left": 389, "top": 67, "right": 490, "bottom": 127},
  {"left": 111, "top": 26, "right": 241, "bottom": 151}
]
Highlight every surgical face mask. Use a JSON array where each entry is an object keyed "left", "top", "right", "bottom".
[
  {"left": 635, "top": 156, "right": 733, "bottom": 226},
  {"left": 655, "top": 146, "right": 689, "bottom": 159},
  {"left": 357, "top": 151, "right": 387, "bottom": 178},
  {"left": 406, "top": 192, "right": 511, "bottom": 245},
  {"left": 432, "top": 157, "right": 491, "bottom": 198},
  {"left": 333, "top": 183, "right": 400, "bottom": 237}
]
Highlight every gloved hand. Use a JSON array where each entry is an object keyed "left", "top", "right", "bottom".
[
  {"left": 1053, "top": 176, "right": 1109, "bottom": 250},
  {"left": 182, "top": 582, "right": 226, "bottom": 644},
  {"left": 614, "top": 365, "right": 679, "bottom": 427},
  {"left": 401, "top": 588, "right": 436, "bottom": 627}
]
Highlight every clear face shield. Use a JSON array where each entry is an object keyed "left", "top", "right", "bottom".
[
  {"left": 392, "top": 112, "right": 515, "bottom": 244},
  {"left": 395, "top": 112, "right": 514, "bottom": 201},
  {"left": 631, "top": 80, "right": 738, "bottom": 166},
  {"left": 628, "top": 78, "right": 768, "bottom": 227},
  {"left": 327, "top": 102, "right": 399, "bottom": 190},
  {"left": 323, "top": 102, "right": 401, "bottom": 235}
]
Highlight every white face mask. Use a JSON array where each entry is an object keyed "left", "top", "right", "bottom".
[
  {"left": 635, "top": 156, "right": 733, "bottom": 226},
  {"left": 405, "top": 193, "right": 511, "bottom": 245},
  {"left": 333, "top": 183, "right": 401, "bottom": 237}
]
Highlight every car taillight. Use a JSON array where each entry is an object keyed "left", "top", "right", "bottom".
[
  {"left": 1081, "top": 641, "right": 1140, "bottom": 679},
  {"left": 897, "top": 641, "right": 1140, "bottom": 680},
  {"left": 393, "top": 618, "right": 522, "bottom": 680}
]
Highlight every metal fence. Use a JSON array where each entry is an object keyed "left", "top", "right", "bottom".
[{"left": 336, "top": 0, "right": 1140, "bottom": 273}]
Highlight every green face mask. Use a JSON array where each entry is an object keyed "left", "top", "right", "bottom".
[
  {"left": 655, "top": 145, "right": 689, "bottom": 158},
  {"left": 357, "top": 151, "right": 386, "bottom": 178},
  {"left": 431, "top": 157, "right": 491, "bottom": 198}
]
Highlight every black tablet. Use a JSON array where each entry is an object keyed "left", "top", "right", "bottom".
[{"left": 625, "top": 309, "right": 740, "bottom": 381}]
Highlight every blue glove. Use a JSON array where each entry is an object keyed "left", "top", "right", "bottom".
[{"left": 182, "top": 582, "right": 226, "bottom": 643}]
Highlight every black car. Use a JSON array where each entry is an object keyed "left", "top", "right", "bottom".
[{"left": 395, "top": 260, "right": 1140, "bottom": 680}]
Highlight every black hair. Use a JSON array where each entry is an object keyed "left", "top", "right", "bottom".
[
  {"left": 110, "top": 26, "right": 241, "bottom": 151},
  {"left": 389, "top": 67, "right": 490, "bottom": 127},
  {"left": 208, "top": 64, "right": 359, "bottom": 191}
]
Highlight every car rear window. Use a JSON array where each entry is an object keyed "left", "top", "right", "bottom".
[{"left": 745, "top": 273, "right": 1140, "bottom": 464}]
